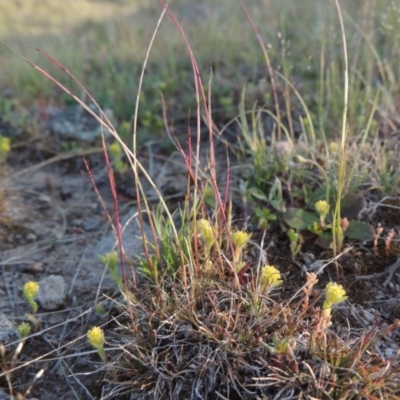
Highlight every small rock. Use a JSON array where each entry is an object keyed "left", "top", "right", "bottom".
[
  {"left": 24, "top": 262, "right": 44, "bottom": 273},
  {"left": 0, "top": 389, "right": 12, "bottom": 400},
  {"left": 302, "top": 252, "right": 315, "bottom": 265},
  {"left": 26, "top": 232, "right": 37, "bottom": 242},
  {"left": 384, "top": 345, "right": 398, "bottom": 359},
  {"left": 72, "top": 219, "right": 83, "bottom": 227},
  {"left": 0, "top": 313, "right": 19, "bottom": 350},
  {"left": 43, "top": 105, "right": 63, "bottom": 119},
  {"left": 37, "top": 275, "right": 67, "bottom": 310},
  {"left": 38, "top": 194, "right": 51, "bottom": 203},
  {"left": 82, "top": 219, "right": 100, "bottom": 232}
]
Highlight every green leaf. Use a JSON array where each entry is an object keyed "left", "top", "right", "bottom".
[
  {"left": 315, "top": 232, "right": 333, "bottom": 249},
  {"left": 255, "top": 207, "right": 277, "bottom": 221},
  {"left": 249, "top": 187, "right": 268, "bottom": 202},
  {"left": 203, "top": 185, "right": 216, "bottom": 208},
  {"left": 284, "top": 208, "right": 320, "bottom": 230},
  {"left": 344, "top": 221, "right": 374, "bottom": 240},
  {"left": 340, "top": 194, "right": 366, "bottom": 219},
  {"left": 308, "top": 186, "right": 327, "bottom": 205}
]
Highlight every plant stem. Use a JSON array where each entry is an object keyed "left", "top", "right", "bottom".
[{"left": 332, "top": 0, "right": 349, "bottom": 260}]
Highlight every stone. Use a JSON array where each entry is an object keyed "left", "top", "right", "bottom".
[
  {"left": 0, "top": 313, "right": 19, "bottom": 350},
  {"left": 0, "top": 389, "right": 12, "bottom": 400},
  {"left": 37, "top": 275, "right": 67, "bottom": 310},
  {"left": 94, "top": 209, "right": 154, "bottom": 261}
]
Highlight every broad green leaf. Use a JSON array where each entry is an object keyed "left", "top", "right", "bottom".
[
  {"left": 249, "top": 187, "right": 268, "bottom": 202},
  {"left": 344, "top": 221, "right": 374, "bottom": 240},
  {"left": 308, "top": 186, "right": 327, "bottom": 206},
  {"left": 315, "top": 232, "right": 333, "bottom": 249},
  {"left": 340, "top": 194, "right": 366, "bottom": 219},
  {"left": 284, "top": 208, "right": 319, "bottom": 230}
]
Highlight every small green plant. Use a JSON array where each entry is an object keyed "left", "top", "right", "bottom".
[
  {"left": 253, "top": 264, "right": 283, "bottom": 307},
  {"left": 0, "top": 134, "right": 11, "bottom": 163},
  {"left": 232, "top": 230, "right": 252, "bottom": 269},
  {"left": 317, "top": 281, "right": 348, "bottom": 333},
  {"left": 21, "top": 281, "right": 40, "bottom": 334},
  {"left": 17, "top": 322, "right": 31, "bottom": 339},
  {"left": 257, "top": 264, "right": 283, "bottom": 293},
  {"left": 87, "top": 326, "right": 106, "bottom": 361},
  {"left": 23, "top": 281, "right": 39, "bottom": 314},
  {"left": 99, "top": 251, "right": 123, "bottom": 289},
  {"left": 196, "top": 218, "right": 217, "bottom": 259},
  {"left": 253, "top": 206, "right": 278, "bottom": 229},
  {"left": 284, "top": 194, "right": 374, "bottom": 250},
  {"left": 109, "top": 141, "right": 127, "bottom": 173},
  {"left": 315, "top": 199, "right": 330, "bottom": 228},
  {"left": 60, "top": 140, "right": 80, "bottom": 152},
  {"left": 287, "top": 228, "right": 302, "bottom": 257}
]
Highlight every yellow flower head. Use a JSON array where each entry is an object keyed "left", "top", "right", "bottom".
[
  {"left": 109, "top": 141, "right": 122, "bottom": 156},
  {"left": 329, "top": 142, "right": 339, "bottom": 154},
  {"left": 87, "top": 326, "right": 105, "bottom": 349},
  {"left": 197, "top": 219, "right": 216, "bottom": 250},
  {"left": 259, "top": 265, "right": 283, "bottom": 289},
  {"left": 232, "top": 230, "right": 252, "bottom": 250},
  {"left": 197, "top": 219, "right": 211, "bottom": 233},
  {"left": 315, "top": 200, "right": 330, "bottom": 218},
  {"left": 0, "top": 137, "right": 11, "bottom": 154},
  {"left": 23, "top": 281, "right": 39, "bottom": 301},
  {"left": 325, "top": 282, "right": 348, "bottom": 306}
]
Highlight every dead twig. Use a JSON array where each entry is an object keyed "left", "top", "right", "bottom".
[{"left": 356, "top": 256, "right": 400, "bottom": 286}]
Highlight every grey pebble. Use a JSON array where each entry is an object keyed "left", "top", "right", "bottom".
[
  {"left": 0, "top": 389, "right": 11, "bottom": 400},
  {"left": 37, "top": 275, "right": 67, "bottom": 310},
  {"left": 26, "top": 233, "right": 37, "bottom": 242},
  {"left": 82, "top": 219, "right": 100, "bottom": 232},
  {"left": 0, "top": 313, "right": 19, "bottom": 350}
]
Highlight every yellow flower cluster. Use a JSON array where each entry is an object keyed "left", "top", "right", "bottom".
[
  {"left": 315, "top": 200, "right": 330, "bottom": 218},
  {"left": 319, "top": 282, "right": 348, "bottom": 332},
  {"left": 0, "top": 136, "right": 11, "bottom": 154},
  {"left": 315, "top": 200, "right": 331, "bottom": 227},
  {"left": 23, "top": 281, "right": 39, "bottom": 301},
  {"left": 87, "top": 326, "right": 106, "bottom": 361},
  {"left": 197, "top": 219, "right": 216, "bottom": 253},
  {"left": 232, "top": 231, "right": 252, "bottom": 249},
  {"left": 23, "top": 281, "right": 39, "bottom": 313},
  {"left": 329, "top": 141, "right": 339, "bottom": 153},
  {"left": 87, "top": 326, "right": 105, "bottom": 349},
  {"left": 324, "top": 282, "right": 348, "bottom": 308},
  {"left": 259, "top": 265, "right": 283, "bottom": 291},
  {"left": 109, "top": 141, "right": 122, "bottom": 156}
]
